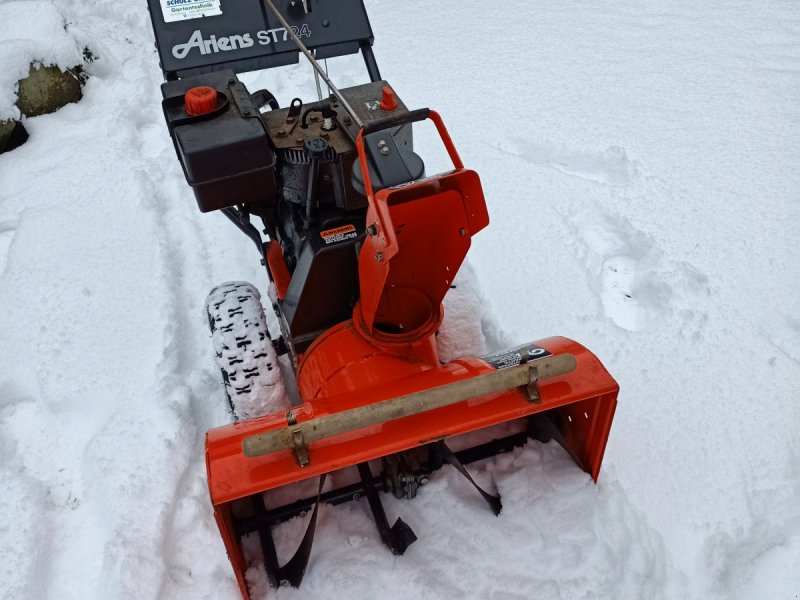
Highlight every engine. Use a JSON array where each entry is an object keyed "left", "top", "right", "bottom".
[{"left": 161, "top": 70, "right": 425, "bottom": 354}]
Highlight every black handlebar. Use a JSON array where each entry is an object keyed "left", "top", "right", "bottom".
[{"left": 361, "top": 108, "right": 430, "bottom": 136}]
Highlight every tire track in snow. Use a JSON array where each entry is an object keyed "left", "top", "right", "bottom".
[
  {"left": 702, "top": 448, "right": 800, "bottom": 599},
  {"left": 494, "top": 139, "right": 711, "bottom": 333},
  {"left": 1, "top": 26, "right": 183, "bottom": 596},
  {"left": 55, "top": 33, "right": 229, "bottom": 594},
  {"left": 125, "top": 109, "right": 243, "bottom": 598},
  {"left": 0, "top": 216, "right": 19, "bottom": 278},
  {"left": 0, "top": 384, "right": 53, "bottom": 600},
  {"left": 127, "top": 97, "right": 270, "bottom": 599},
  {"left": 147, "top": 191, "right": 246, "bottom": 599},
  {"left": 81, "top": 136, "right": 200, "bottom": 599}
]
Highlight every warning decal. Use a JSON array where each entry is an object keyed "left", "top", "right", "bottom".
[
  {"left": 160, "top": 0, "right": 222, "bottom": 23},
  {"left": 320, "top": 224, "right": 358, "bottom": 245}
]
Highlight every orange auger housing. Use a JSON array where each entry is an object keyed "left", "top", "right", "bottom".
[{"left": 205, "top": 111, "right": 618, "bottom": 599}]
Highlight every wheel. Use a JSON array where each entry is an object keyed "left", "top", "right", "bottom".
[{"left": 205, "top": 281, "right": 287, "bottom": 419}]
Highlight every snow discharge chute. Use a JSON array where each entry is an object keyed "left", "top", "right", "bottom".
[{"left": 147, "top": 0, "right": 619, "bottom": 596}]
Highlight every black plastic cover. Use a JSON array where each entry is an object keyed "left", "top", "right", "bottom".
[
  {"left": 282, "top": 220, "right": 361, "bottom": 352},
  {"left": 162, "top": 70, "right": 277, "bottom": 212},
  {"left": 147, "top": 0, "right": 374, "bottom": 79},
  {"left": 351, "top": 132, "right": 425, "bottom": 196}
]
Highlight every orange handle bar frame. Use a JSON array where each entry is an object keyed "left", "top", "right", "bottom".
[{"left": 355, "top": 109, "right": 465, "bottom": 248}]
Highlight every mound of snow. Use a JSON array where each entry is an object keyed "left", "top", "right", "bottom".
[{"left": 0, "top": 1, "right": 84, "bottom": 119}]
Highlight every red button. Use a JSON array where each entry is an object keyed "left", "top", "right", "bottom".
[
  {"left": 379, "top": 86, "right": 398, "bottom": 111},
  {"left": 185, "top": 86, "right": 218, "bottom": 116}
]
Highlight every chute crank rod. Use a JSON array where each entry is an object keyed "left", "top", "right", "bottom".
[{"left": 262, "top": 0, "right": 364, "bottom": 128}]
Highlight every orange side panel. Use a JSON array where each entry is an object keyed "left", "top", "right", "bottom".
[
  {"left": 265, "top": 242, "right": 291, "bottom": 300},
  {"left": 211, "top": 503, "right": 250, "bottom": 597}
]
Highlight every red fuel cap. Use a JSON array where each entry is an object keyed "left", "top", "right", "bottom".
[
  {"left": 379, "top": 86, "right": 398, "bottom": 111},
  {"left": 184, "top": 86, "right": 218, "bottom": 116}
]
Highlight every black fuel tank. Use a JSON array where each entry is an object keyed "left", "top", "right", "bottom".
[{"left": 161, "top": 70, "right": 277, "bottom": 212}]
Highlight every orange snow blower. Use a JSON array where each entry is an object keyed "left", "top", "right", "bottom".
[{"left": 148, "top": 0, "right": 618, "bottom": 597}]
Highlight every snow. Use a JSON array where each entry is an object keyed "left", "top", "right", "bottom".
[{"left": 1, "top": 1, "right": 798, "bottom": 599}]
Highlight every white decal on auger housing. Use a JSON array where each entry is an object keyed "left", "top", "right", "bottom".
[
  {"left": 160, "top": 0, "right": 221, "bottom": 23},
  {"left": 481, "top": 345, "right": 552, "bottom": 369},
  {"left": 171, "top": 25, "right": 312, "bottom": 59}
]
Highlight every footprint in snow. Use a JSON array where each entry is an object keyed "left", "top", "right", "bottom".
[
  {"left": 571, "top": 209, "right": 709, "bottom": 332},
  {"left": 493, "top": 138, "right": 709, "bottom": 332},
  {"left": 500, "top": 139, "right": 642, "bottom": 187}
]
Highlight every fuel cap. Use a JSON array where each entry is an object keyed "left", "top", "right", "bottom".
[{"left": 184, "top": 86, "right": 218, "bottom": 116}]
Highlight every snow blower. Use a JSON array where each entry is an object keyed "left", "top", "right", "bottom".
[{"left": 148, "top": 1, "right": 618, "bottom": 597}]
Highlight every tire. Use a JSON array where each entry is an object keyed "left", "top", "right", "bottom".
[{"left": 205, "top": 281, "right": 287, "bottom": 420}]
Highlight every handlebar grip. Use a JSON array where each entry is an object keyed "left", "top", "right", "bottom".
[{"left": 361, "top": 108, "right": 430, "bottom": 135}]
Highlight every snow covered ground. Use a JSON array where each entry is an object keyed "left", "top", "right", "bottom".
[{"left": 1, "top": 1, "right": 798, "bottom": 598}]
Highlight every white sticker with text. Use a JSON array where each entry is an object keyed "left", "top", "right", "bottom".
[{"left": 161, "top": 0, "right": 222, "bottom": 23}]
